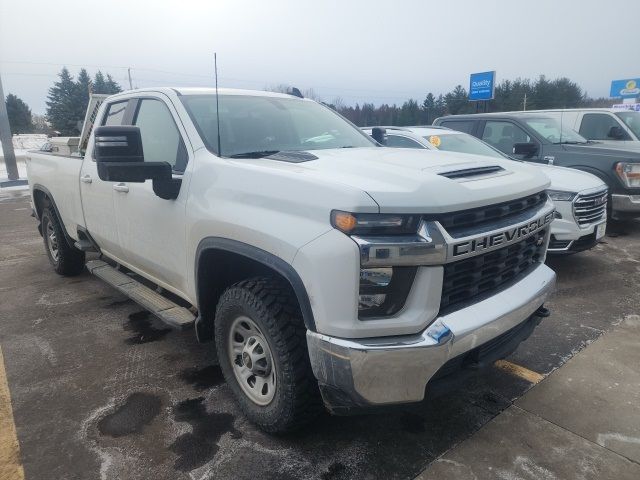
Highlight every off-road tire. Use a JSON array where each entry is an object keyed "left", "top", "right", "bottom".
[
  {"left": 214, "top": 276, "right": 322, "bottom": 433},
  {"left": 41, "top": 207, "right": 85, "bottom": 276}
]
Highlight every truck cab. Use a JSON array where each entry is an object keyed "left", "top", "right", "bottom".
[{"left": 517, "top": 108, "right": 640, "bottom": 151}]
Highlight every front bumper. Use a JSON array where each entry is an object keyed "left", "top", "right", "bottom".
[
  {"left": 611, "top": 194, "right": 640, "bottom": 214},
  {"left": 306, "top": 263, "right": 555, "bottom": 411}
]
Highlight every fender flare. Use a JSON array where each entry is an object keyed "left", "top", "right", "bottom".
[
  {"left": 31, "top": 183, "right": 75, "bottom": 246},
  {"left": 194, "top": 237, "right": 317, "bottom": 333}
]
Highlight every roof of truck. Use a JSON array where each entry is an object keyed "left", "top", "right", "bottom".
[{"left": 108, "top": 87, "right": 304, "bottom": 100}]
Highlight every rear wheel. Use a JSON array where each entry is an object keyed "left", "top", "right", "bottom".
[
  {"left": 214, "top": 276, "right": 322, "bottom": 433},
  {"left": 41, "top": 207, "right": 85, "bottom": 276}
]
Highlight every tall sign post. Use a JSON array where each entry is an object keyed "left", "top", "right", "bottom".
[
  {"left": 0, "top": 72, "right": 19, "bottom": 180},
  {"left": 469, "top": 71, "right": 496, "bottom": 113}
]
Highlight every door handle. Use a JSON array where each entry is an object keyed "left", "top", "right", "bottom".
[
  {"left": 113, "top": 183, "right": 129, "bottom": 193},
  {"left": 80, "top": 174, "right": 92, "bottom": 184}
]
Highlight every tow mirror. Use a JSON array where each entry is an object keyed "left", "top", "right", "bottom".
[
  {"left": 94, "top": 125, "right": 181, "bottom": 200},
  {"left": 371, "top": 127, "right": 387, "bottom": 145},
  {"left": 608, "top": 126, "right": 626, "bottom": 140},
  {"left": 513, "top": 142, "right": 539, "bottom": 158}
]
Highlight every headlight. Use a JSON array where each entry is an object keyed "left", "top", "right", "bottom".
[
  {"left": 358, "top": 267, "right": 417, "bottom": 319},
  {"left": 546, "top": 190, "right": 576, "bottom": 201},
  {"left": 615, "top": 162, "right": 640, "bottom": 188},
  {"left": 331, "top": 210, "right": 420, "bottom": 235}
]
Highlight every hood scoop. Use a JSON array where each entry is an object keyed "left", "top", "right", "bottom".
[{"left": 438, "top": 165, "right": 505, "bottom": 180}]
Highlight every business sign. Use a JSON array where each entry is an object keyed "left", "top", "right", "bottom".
[
  {"left": 469, "top": 71, "right": 495, "bottom": 101},
  {"left": 610, "top": 78, "right": 640, "bottom": 99},
  {"left": 612, "top": 103, "right": 640, "bottom": 111}
]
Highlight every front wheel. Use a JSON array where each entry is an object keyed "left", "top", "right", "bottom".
[
  {"left": 41, "top": 207, "right": 85, "bottom": 276},
  {"left": 214, "top": 277, "right": 322, "bottom": 433}
]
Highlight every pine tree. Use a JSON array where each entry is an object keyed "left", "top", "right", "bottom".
[
  {"left": 93, "top": 71, "right": 107, "bottom": 94},
  {"left": 75, "top": 68, "right": 92, "bottom": 121},
  {"left": 5, "top": 94, "right": 33, "bottom": 134},
  {"left": 46, "top": 67, "right": 79, "bottom": 135}
]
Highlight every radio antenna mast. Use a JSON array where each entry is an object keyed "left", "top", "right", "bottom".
[{"left": 214, "top": 53, "right": 222, "bottom": 156}]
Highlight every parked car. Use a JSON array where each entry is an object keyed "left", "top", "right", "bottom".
[
  {"left": 27, "top": 87, "right": 556, "bottom": 432},
  {"left": 517, "top": 108, "right": 640, "bottom": 151},
  {"left": 433, "top": 113, "right": 640, "bottom": 219},
  {"left": 363, "top": 126, "right": 607, "bottom": 254}
]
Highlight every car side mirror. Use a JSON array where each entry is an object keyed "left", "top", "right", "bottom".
[
  {"left": 371, "top": 127, "right": 387, "bottom": 145},
  {"left": 608, "top": 126, "right": 626, "bottom": 140},
  {"left": 94, "top": 125, "right": 181, "bottom": 200},
  {"left": 513, "top": 142, "right": 539, "bottom": 158}
]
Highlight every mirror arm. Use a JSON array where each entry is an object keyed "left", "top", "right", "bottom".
[{"left": 153, "top": 178, "right": 182, "bottom": 200}]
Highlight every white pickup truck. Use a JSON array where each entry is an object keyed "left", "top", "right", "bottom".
[{"left": 27, "top": 87, "right": 556, "bottom": 432}]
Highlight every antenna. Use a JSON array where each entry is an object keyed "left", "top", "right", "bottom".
[
  {"left": 214, "top": 53, "right": 222, "bottom": 156},
  {"left": 127, "top": 68, "right": 133, "bottom": 90}
]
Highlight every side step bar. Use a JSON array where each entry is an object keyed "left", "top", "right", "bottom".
[{"left": 86, "top": 260, "right": 195, "bottom": 330}]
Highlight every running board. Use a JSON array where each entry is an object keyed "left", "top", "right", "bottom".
[{"left": 86, "top": 260, "right": 195, "bottom": 330}]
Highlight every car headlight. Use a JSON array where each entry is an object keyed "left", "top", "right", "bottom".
[
  {"left": 358, "top": 267, "right": 417, "bottom": 319},
  {"left": 615, "top": 162, "right": 640, "bottom": 188},
  {"left": 331, "top": 210, "right": 420, "bottom": 236},
  {"left": 546, "top": 190, "right": 576, "bottom": 202}
]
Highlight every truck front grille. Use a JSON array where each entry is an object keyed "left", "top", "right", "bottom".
[
  {"left": 573, "top": 190, "right": 607, "bottom": 227},
  {"left": 440, "top": 229, "right": 547, "bottom": 312},
  {"left": 435, "top": 191, "right": 548, "bottom": 237}
]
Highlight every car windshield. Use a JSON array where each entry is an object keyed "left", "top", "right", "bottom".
[
  {"left": 615, "top": 111, "right": 640, "bottom": 139},
  {"left": 522, "top": 117, "right": 587, "bottom": 144},
  {"left": 180, "top": 94, "right": 374, "bottom": 156},
  {"left": 424, "top": 133, "right": 506, "bottom": 158}
]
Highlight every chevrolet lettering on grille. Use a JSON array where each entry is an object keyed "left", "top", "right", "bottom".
[{"left": 451, "top": 211, "right": 554, "bottom": 258}]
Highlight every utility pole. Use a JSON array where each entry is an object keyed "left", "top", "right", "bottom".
[
  {"left": 523, "top": 93, "right": 527, "bottom": 111},
  {"left": 0, "top": 71, "right": 19, "bottom": 180},
  {"left": 127, "top": 68, "right": 133, "bottom": 90}
]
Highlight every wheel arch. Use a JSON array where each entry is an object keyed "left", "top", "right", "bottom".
[
  {"left": 31, "top": 184, "right": 75, "bottom": 245},
  {"left": 194, "top": 237, "right": 316, "bottom": 342}
]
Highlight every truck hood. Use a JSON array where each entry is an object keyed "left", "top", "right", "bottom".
[
  {"left": 254, "top": 147, "right": 551, "bottom": 213},
  {"left": 531, "top": 164, "right": 606, "bottom": 193}
]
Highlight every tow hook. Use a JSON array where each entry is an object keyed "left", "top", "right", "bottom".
[{"left": 534, "top": 305, "right": 550, "bottom": 318}]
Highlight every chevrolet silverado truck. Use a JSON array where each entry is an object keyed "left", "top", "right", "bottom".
[
  {"left": 363, "top": 126, "right": 608, "bottom": 254},
  {"left": 26, "top": 88, "right": 556, "bottom": 432}
]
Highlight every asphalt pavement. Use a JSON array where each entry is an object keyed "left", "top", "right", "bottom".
[{"left": 1, "top": 188, "right": 639, "bottom": 480}]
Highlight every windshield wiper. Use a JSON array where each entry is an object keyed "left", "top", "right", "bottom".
[
  {"left": 228, "top": 150, "right": 280, "bottom": 158},
  {"left": 554, "top": 140, "right": 586, "bottom": 145}
]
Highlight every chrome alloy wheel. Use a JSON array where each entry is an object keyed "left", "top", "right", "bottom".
[
  {"left": 228, "top": 315, "right": 276, "bottom": 406},
  {"left": 45, "top": 219, "right": 59, "bottom": 262}
]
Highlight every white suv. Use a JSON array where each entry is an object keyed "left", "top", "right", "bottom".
[{"left": 363, "top": 126, "right": 608, "bottom": 254}]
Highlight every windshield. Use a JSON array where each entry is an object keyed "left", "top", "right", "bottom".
[
  {"left": 180, "top": 94, "right": 375, "bottom": 156},
  {"left": 615, "top": 111, "right": 640, "bottom": 139},
  {"left": 522, "top": 117, "right": 587, "bottom": 144},
  {"left": 424, "top": 133, "right": 506, "bottom": 159}
]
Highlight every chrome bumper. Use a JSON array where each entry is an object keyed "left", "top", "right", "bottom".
[
  {"left": 611, "top": 194, "right": 640, "bottom": 213},
  {"left": 307, "top": 263, "right": 556, "bottom": 409}
]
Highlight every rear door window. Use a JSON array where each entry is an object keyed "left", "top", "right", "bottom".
[
  {"left": 481, "top": 121, "right": 532, "bottom": 155},
  {"left": 102, "top": 101, "right": 128, "bottom": 126}
]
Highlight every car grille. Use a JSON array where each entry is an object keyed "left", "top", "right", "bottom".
[
  {"left": 573, "top": 190, "right": 607, "bottom": 227},
  {"left": 434, "top": 191, "right": 548, "bottom": 237},
  {"left": 440, "top": 228, "right": 548, "bottom": 312}
]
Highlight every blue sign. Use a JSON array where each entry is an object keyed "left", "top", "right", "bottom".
[
  {"left": 469, "top": 71, "right": 495, "bottom": 101},
  {"left": 610, "top": 79, "right": 640, "bottom": 99}
]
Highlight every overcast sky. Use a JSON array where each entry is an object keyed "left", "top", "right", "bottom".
[{"left": 1, "top": 0, "right": 638, "bottom": 114}]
